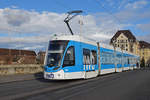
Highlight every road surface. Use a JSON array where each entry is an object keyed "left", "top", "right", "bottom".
[{"left": 0, "top": 69, "right": 150, "bottom": 100}]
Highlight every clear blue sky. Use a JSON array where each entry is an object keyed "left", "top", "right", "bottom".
[
  {"left": 0, "top": 0, "right": 150, "bottom": 50},
  {"left": 0, "top": 0, "right": 110, "bottom": 13}
]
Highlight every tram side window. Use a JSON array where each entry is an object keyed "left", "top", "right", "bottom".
[
  {"left": 63, "top": 46, "right": 75, "bottom": 67},
  {"left": 83, "top": 49, "right": 90, "bottom": 65},
  {"left": 91, "top": 50, "right": 97, "bottom": 65},
  {"left": 128, "top": 58, "right": 130, "bottom": 64},
  {"left": 117, "top": 54, "right": 122, "bottom": 64}
]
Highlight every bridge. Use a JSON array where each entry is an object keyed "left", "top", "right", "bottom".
[{"left": 0, "top": 68, "right": 150, "bottom": 100}]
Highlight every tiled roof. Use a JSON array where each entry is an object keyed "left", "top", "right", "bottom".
[
  {"left": 139, "top": 41, "right": 150, "bottom": 49},
  {"left": 0, "top": 48, "right": 36, "bottom": 56},
  {"left": 37, "top": 51, "right": 45, "bottom": 54},
  {"left": 110, "top": 30, "right": 136, "bottom": 43}
]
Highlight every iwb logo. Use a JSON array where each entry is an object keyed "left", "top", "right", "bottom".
[
  {"left": 91, "top": 65, "right": 95, "bottom": 70},
  {"left": 83, "top": 65, "right": 88, "bottom": 70},
  {"left": 84, "top": 65, "right": 95, "bottom": 71},
  {"left": 90, "top": 65, "right": 95, "bottom": 70}
]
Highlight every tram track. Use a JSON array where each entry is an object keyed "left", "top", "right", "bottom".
[
  {"left": 0, "top": 69, "right": 142, "bottom": 100},
  {"left": 0, "top": 72, "right": 44, "bottom": 84},
  {"left": 21, "top": 69, "right": 150, "bottom": 100},
  {"left": 0, "top": 71, "right": 120, "bottom": 100},
  {"left": 0, "top": 77, "right": 42, "bottom": 85},
  {"left": 0, "top": 78, "right": 86, "bottom": 100},
  {"left": 16, "top": 73, "right": 122, "bottom": 99}
]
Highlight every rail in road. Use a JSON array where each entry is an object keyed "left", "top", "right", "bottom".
[
  {"left": 1, "top": 69, "right": 150, "bottom": 100},
  {"left": 0, "top": 73, "right": 97, "bottom": 100}
]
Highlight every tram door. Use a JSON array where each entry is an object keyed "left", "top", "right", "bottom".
[
  {"left": 83, "top": 48, "right": 97, "bottom": 78},
  {"left": 83, "top": 49, "right": 90, "bottom": 78}
]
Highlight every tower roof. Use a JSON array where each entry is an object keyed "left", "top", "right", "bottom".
[
  {"left": 139, "top": 41, "right": 150, "bottom": 49},
  {"left": 110, "top": 30, "right": 136, "bottom": 43}
]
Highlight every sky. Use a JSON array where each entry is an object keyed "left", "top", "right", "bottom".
[{"left": 0, "top": 0, "right": 150, "bottom": 52}]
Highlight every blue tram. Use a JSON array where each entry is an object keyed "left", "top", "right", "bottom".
[{"left": 44, "top": 35, "right": 140, "bottom": 80}]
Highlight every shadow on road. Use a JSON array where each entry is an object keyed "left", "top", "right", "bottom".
[
  {"left": 33, "top": 68, "right": 148, "bottom": 84},
  {"left": 34, "top": 72, "right": 82, "bottom": 83}
]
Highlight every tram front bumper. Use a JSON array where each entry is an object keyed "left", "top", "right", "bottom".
[{"left": 44, "top": 70, "right": 65, "bottom": 80}]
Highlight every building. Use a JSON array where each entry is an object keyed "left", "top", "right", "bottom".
[
  {"left": 138, "top": 41, "right": 150, "bottom": 67},
  {"left": 110, "top": 30, "right": 150, "bottom": 67},
  {"left": 36, "top": 51, "right": 46, "bottom": 64},
  {"left": 0, "top": 48, "right": 36, "bottom": 65},
  {"left": 110, "top": 30, "right": 139, "bottom": 55}
]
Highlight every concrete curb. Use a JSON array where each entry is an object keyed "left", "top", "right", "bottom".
[{"left": 0, "top": 73, "right": 43, "bottom": 84}]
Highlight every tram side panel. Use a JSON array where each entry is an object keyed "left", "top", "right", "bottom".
[
  {"left": 133, "top": 57, "right": 137, "bottom": 69},
  {"left": 100, "top": 47, "right": 116, "bottom": 75},
  {"left": 62, "top": 41, "right": 85, "bottom": 79},
  {"left": 123, "top": 53, "right": 130, "bottom": 71},
  {"left": 115, "top": 51, "right": 123, "bottom": 72},
  {"left": 81, "top": 42, "right": 99, "bottom": 79}
]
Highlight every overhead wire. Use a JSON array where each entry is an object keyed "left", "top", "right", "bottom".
[
  {"left": 53, "top": 0, "right": 72, "bottom": 12},
  {"left": 53, "top": 0, "right": 92, "bottom": 15},
  {"left": 94, "top": 0, "right": 122, "bottom": 25}
]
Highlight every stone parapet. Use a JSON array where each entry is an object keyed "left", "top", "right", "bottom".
[{"left": 0, "top": 64, "right": 44, "bottom": 75}]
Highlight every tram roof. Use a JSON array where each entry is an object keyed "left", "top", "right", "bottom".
[
  {"left": 50, "top": 34, "right": 139, "bottom": 57},
  {"left": 51, "top": 35, "right": 97, "bottom": 46}
]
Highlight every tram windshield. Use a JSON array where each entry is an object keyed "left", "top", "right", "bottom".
[{"left": 46, "top": 40, "right": 68, "bottom": 67}]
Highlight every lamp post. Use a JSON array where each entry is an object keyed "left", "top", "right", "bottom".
[
  {"left": 121, "top": 46, "right": 124, "bottom": 71},
  {"left": 112, "top": 40, "right": 117, "bottom": 72},
  {"left": 97, "top": 42, "right": 101, "bottom": 75}
]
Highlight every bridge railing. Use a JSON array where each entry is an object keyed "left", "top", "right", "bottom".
[{"left": 0, "top": 64, "right": 44, "bottom": 75}]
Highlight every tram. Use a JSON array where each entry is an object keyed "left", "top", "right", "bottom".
[{"left": 44, "top": 35, "right": 140, "bottom": 80}]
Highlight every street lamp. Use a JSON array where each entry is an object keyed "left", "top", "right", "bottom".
[
  {"left": 112, "top": 40, "right": 117, "bottom": 72},
  {"left": 121, "top": 46, "right": 124, "bottom": 71}
]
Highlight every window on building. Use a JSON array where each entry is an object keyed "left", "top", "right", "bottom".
[
  {"left": 118, "top": 40, "right": 119, "bottom": 43},
  {"left": 83, "top": 49, "right": 90, "bottom": 65},
  {"left": 121, "top": 45, "right": 124, "bottom": 49},
  {"left": 130, "top": 45, "right": 134, "bottom": 52},
  {"left": 91, "top": 50, "right": 97, "bottom": 65},
  {"left": 126, "top": 49, "right": 128, "bottom": 51},
  {"left": 130, "top": 40, "right": 133, "bottom": 42},
  {"left": 63, "top": 46, "right": 75, "bottom": 67},
  {"left": 126, "top": 44, "right": 128, "bottom": 47},
  {"left": 120, "top": 40, "right": 124, "bottom": 43},
  {"left": 118, "top": 45, "right": 119, "bottom": 47}
]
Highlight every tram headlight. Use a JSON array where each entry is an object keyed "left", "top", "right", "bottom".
[{"left": 58, "top": 74, "right": 61, "bottom": 77}]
